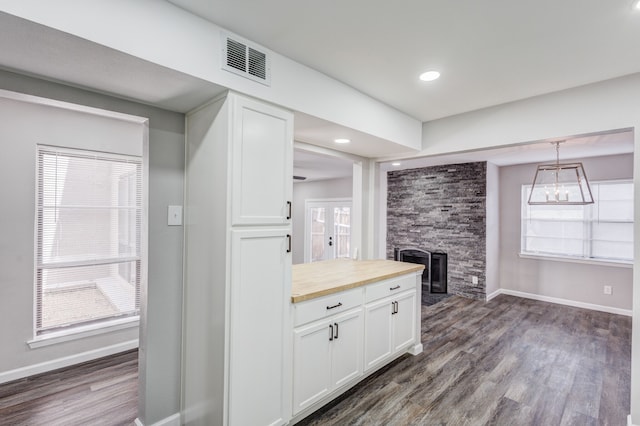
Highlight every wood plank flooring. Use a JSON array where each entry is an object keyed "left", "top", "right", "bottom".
[
  {"left": 298, "top": 295, "right": 632, "bottom": 426},
  {"left": 0, "top": 295, "right": 631, "bottom": 425},
  {"left": 0, "top": 349, "right": 138, "bottom": 426}
]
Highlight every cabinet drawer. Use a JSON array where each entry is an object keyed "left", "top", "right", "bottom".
[
  {"left": 294, "top": 288, "right": 363, "bottom": 327},
  {"left": 365, "top": 274, "right": 417, "bottom": 304}
]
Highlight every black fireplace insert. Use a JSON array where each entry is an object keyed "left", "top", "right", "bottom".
[{"left": 394, "top": 248, "right": 447, "bottom": 294}]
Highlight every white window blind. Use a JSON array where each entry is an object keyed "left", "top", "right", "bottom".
[
  {"left": 521, "top": 180, "right": 633, "bottom": 262},
  {"left": 36, "top": 146, "right": 142, "bottom": 335}
]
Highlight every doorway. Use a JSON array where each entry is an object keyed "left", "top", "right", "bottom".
[
  {"left": 305, "top": 199, "right": 352, "bottom": 262},
  {"left": 292, "top": 146, "right": 359, "bottom": 264}
]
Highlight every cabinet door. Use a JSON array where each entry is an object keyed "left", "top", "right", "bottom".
[
  {"left": 330, "top": 308, "right": 363, "bottom": 389},
  {"left": 231, "top": 94, "right": 293, "bottom": 226},
  {"left": 392, "top": 291, "right": 417, "bottom": 353},
  {"left": 292, "top": 320, "right": 333, "bottom": 414},
  {"left": 229, "top": 229, "right": 291, "bottom": 426},
  {"left": 363, "top": 298, "right": 393, "bottom": 372}
]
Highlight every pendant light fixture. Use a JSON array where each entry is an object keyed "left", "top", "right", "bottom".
[{"left": 527, "top": 141, "right": 594, "bottom": 205}]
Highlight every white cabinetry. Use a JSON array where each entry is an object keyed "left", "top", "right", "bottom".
[
  {"left": 292, "top": 290, "right": 363, "bottom": 414},
  {"left": 392, "top": 291, "right": 417, "bottom": 352},
  {"left": 229, "top": 229, "right": 291, "bottom": 426},
  {"left": 231, "top": 95, "right": 292, "bottom": 226},
  {"left": 182, "top": 92, "right": 293, "bottom": 426},
  {"left": 363, "top": 276, "right": 417, "bottom": 372},
  {"left": 290, "top": 271, "right": 422, "bottom": 422}
]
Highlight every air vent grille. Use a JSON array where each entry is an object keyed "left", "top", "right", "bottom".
[
  {"left": 222, "top": 33, "right": 271, "bottom": 86},
  {"left": 226, "top": 38, "right": 247, "bottom": 72},
  {"left": 248, "top": 47, "right": 267, "bottom": 80}
]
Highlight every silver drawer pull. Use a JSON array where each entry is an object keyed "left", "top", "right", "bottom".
[
  {"left": 326, "top": 302, "right": 343, "bottom": 310},
  {"left": 390, "top": 285, "right": 401, "bottom": 291}
]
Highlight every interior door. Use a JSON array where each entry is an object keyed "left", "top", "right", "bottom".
[{"left": 306, "top": 200, "right": 352, "bottom": 263}]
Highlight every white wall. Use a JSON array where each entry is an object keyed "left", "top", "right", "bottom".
[
  {"left": 0, "top": 70, "right": 186, "bottom": 425},
  {"left": 498, "top": 154, "right": 633, "bottom": 311},
  {"left": 292, "top": 177, "right": 353, "bottom": 264},
  {"left": 0, "top": 0, "right": 421, "bottom": 152},
  {"left": 421, "top": 73, "right": 640, "bottom": 156},
  {"left": 485, "top": 162, "right": 500, "bottom": 298}
]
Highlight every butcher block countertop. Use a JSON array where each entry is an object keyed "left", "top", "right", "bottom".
[{"left": 291, "top": 259, "right": 424, "bottom": 303}]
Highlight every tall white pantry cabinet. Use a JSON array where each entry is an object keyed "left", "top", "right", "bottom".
[{"left": 181, "top": 92, "right": 293, "bottom": 426}]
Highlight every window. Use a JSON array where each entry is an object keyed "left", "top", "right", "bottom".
[
  {"left": 521, "top": 180, "right": 633, "bottom": 263},
  {"left": 36, "top": 146, "right": 142, "bottom": 336}
]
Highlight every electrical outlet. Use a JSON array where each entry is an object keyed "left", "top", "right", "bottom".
[
  {"left": 603, "top": 285, "right": 612, "bottom": 295},
  {"left": 471, "top": 276, "right": 478, "bottom": 285}
]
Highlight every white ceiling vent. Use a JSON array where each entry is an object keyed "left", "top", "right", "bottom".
[{"left": 222, "top": 33, "right": 271, "bottom": 86}]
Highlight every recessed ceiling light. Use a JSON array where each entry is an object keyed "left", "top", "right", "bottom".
[
  {"left": 419, "top": 70, "right": 441, "bottom": 82},
  {"left": 636, "top": 0, "right": 640, "bottom": 9},
  {"left": 391, "top": 162, "right": 401, "bottom": 166},
  {"left": 334, "top": 138, "right": 350, "bottom": 144}
]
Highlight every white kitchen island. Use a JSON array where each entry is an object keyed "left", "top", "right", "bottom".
[{"left": 290, "top": 259, "right": 425, "bottom": 423}]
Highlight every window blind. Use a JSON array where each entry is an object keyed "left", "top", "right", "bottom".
[
  {"left": 36, "top": 146, "right": 142, "bottom": 335},
  {"left": 521, "top": 180, "right": 633, "bottom": 262}
]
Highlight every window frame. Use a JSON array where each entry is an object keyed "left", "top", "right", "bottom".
[
  {"left": 33, "top": 145, "right": 144, "bottom": 340},
  {"left": 520, "top": 179, "right": 633, "bottom": 266}
]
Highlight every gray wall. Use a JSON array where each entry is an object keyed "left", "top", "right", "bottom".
[
  {"left": 292, "top": 177, "right": 353, "bottom": 264},
  {"left": 499, "top": 154, "right": 633, "bottom": 310},
  {"left": 387, "top": 162, "right": 487, "bottom": 300},
  {"left": 0, "top": 70, "right": 185, "bottom": 425},
  {"left": 0, "top": 85, "right": 143, "bottom": 379}
]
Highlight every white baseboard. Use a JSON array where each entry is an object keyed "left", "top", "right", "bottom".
[
  {"left": 135, "top": 413, "right": 181, "bottom": 426},
  {"left": 492, "top": 288, "right": 632, "bottom": 316},
  {"left": 629, "top": 414, "right": 638, "bottom": 426},
  {"left": 485, "top": 289, "right": 502, "bottom": 302},
  {"left": 0, "top": 339, "right": 138, "bottom": 384}
]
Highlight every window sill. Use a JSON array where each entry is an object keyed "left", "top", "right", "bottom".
[
  {"left": 519, "top": 253, "right": 633, "bottom": 269},
  {"left": 27, "top": 316, "right": 140, "bottom": 349}
]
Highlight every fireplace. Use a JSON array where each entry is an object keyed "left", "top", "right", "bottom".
[
  {"left": 429, "top": 252, "right": 447, "bottom": 293},
  {"left": 394, "top": 248, "right": 447, "bottom": 294}
]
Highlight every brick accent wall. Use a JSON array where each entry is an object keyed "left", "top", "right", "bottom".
[{"left": 387, "top": 162, "right": 487, "bottom": 300}]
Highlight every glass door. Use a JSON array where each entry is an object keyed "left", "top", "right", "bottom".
[{"left": 305, "top": 200, "right": 352, "bottom": 263}]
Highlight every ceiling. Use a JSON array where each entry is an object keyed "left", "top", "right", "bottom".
[
  {"left": 380, "top": 130, "right": 635, "bottom": 171},
  {"left": 293, "top": 149, "right": 353, "bottom": 183},
  {"left": 167, "top": 0, "right": 640, "bottom": 122},
  {"left": 0, "top": 12, "right": 227, "bottom": 113},
  {"left": 293, "top": 111, "right": 416, "bottom": 158},
  {"left": 0, "top": 5, "right": 636, "bottom": 177}
]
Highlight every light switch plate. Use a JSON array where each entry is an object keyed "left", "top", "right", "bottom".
[{"left": 168, "top": 205, "right": 183, "bottom": 226}]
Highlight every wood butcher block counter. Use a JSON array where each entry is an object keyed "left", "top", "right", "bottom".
[{"left": 291, "top": 259, "right": 424, "bottom": 303}]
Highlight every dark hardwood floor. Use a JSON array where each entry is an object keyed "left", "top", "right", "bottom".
[
  {"left": 0, "top": 349, "right": 138, "bottom": 426},
  {"left": 0, "top": 295, "right": 631, "bottom": 426},
  {"left": 298, "top": 294, "right": 632, "bottom": 426}
]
